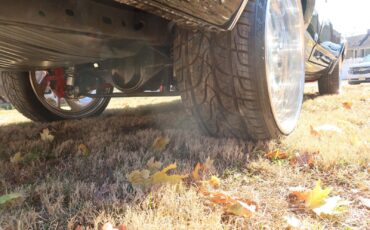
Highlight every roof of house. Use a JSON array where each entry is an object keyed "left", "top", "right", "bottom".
[{"left": 347, "top": 30, "right": 370, "bottom": 49}]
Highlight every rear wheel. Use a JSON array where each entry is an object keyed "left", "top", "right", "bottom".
[
  {"left": 0, "top": 71, "right": 111, "bottom": 122},
  {"left": 174, "top": 0, "right": 305, "bottom": 140},
  {"left": 318, "top": 59, "right": 342, "bottom": 95}
]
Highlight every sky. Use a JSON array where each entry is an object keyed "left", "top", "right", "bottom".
[{"left": 315, "top": 0, "right": 370, "bottom": 37}]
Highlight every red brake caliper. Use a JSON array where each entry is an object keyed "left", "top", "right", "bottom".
[{"left": 41, "top": 67, "right": 66, "bottom": 98}]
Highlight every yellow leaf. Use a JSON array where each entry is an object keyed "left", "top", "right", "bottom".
[
  {"left": 146, "top": 157, "right": 163, "bottom": 173},
  {"left": 127, "top": 169, "right": 150, "bottom": 185},
  {"left": 10, "top": 152, "right": 23, "bottom": 164},
  {"left": 78, "top": 144, "right": 90, "bottom": 156},
  {"left": 312, "top": 196, "right": 349, "bottom": 217},
  {"left": 305, "top": 180, "right": 332, "bottom": 209},
  {"left": 226, "top": 200, "right": 257, "bottom": 218},
  {"left": 152, "top": 163, "right": 187, "bottom": 185},
  {"left": 209, "top": 176, "right": 221, "bottom": 189},
  {"left": 192, "top": 163, "right": 203, "bottom": 181},
  {"left": 152, "top": 137, "right": 169, "bottom": 151},
  {"left": 265, "top": 150, "right": 289, "bottom": 160},
  {"left": 40, "top": 128, "right": 54, "bottom": 142}
]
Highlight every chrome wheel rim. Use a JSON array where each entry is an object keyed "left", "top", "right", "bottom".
[
  {"left": 265, "top": 0, "right": 305, "bottom": 134},
  {"left": 30, "top": 71, "right": 108, "bottom": 119}
]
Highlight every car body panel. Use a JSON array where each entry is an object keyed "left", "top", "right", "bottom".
[{"left": 115, "top": 0, "right": 248, "bottom": 30}]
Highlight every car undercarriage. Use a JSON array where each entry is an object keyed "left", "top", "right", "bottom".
[{"left": 1, "top": 0, "right": 343, "bottom": 141}]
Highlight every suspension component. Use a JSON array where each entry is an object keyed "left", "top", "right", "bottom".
[
  {"left": 41, "top": 68, "right": 66, "bottom": 98},
  {"left": 65, "top": 67, "right": 78, "bottom": 98}
]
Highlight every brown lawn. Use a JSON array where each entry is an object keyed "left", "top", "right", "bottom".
[{"left": 0, "top": 83, "right": 369, "bottom": 229}]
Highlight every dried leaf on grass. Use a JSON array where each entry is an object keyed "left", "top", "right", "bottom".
[
  {"left": 78, "top": 144, "right": 89, "bottom": 156},
  {"left": 209, "top": 176, "right": 220, "bottom": 189},
  {"left": 288, "top": 181, "right": 348, "bottom": 217},
  {"left": 151, "top": 137, "right": 169, "bottom": 151},
  {"left": 342, "top": 101, "right": 353, "bottom": 110},
  {"left": 127, "top": 163, "right": 187, "bottom": 188},
  {"left": 152, "top": 163, "right": 188, "bottom": 185},
  {"left": 10, "top": 152, "right": 23, "bottom": 164},
  {"left": 0, "top": 193, "right": 24, "bottom": 208},
  {"left": 40, "top": 128, "right": 54, "bottom": 142},
  {"left": 265, "top": 150, "right": 289, "bottom": 160},
  {"left": 289, "top": 152, "right": 317, "bottom": 168},
  {"left": 226, "top": 200, "right": 257, "bottom": 218},
  {"left": 305, "top": 181, "right": 332, "bottom": 209},
  {"left": 204, "top": 191, "right": 258, "bottom": 218}
]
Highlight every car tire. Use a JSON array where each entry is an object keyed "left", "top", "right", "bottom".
[
  {"left": 0, "top": 71, "right": 111, "bottom": 122},
  {"left": 174, "top": 0, "right": 305, "bottom": 140},
  {"left": 318, "top": 59, "right": 342, "bottom": 95}
]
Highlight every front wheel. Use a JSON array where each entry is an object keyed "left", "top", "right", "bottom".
[
  {"left": 174, "top": 0, "right": 305, "bottom": 140},
  {"left": 0, "top": 71, "right": 111, "bottom": 122}
]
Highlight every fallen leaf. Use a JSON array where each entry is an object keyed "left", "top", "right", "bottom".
[
  {"left": 312, "top": 196, "right": 348, "bottom": 216},
  {"left": 310, "top": 125, "right": 320, "bottom": 136},
  {"left": 40, "top": 128, "right": 54, "bottom": 142},
  {"left": 226, "top": 200, "right": 257, "bottom": 218},
  {"left": 78, "top": 144, "right": 89, "bottom": 156},
  {"left": 152, "top": 163, "right": 188, "bottom": 185},
  {"left": 127, "top": 169, "right": 150, "bottom": 186},
  {"left": 284, "top": 216, "right": 302, "bottom": 229},
  {"left": 288, "top": 191, "right": 308, "bottom": 210},
  {"left": 342, "top": 101, "right": 353, "bottom": 110},
  {"left": 146, "top": 157, "right": 163, "bottom": 173},
  {"left": 0, "top": 193, "right": 24, "bottom": 207},
  {"left": 152, "top": 137, "right": 169, "bottom": 151},
  {"left": 10, "top": 152, "right": 23, "bottom": 164},
  {"left": 205, "top": 191, "right": 257, "bottom": 218},
  {"left": 359, "top": 197, "right": 370, "bottom": 209},
  {"left": 209, "top": 176, "right": 221, "bottom": 189},
  {"left": 289, "top": 152, "right": 316, "bottom": 168},
  {"left": 305, "top": 180, "right": 332, "bottom": 209},
  {"left": 208, "top": 192, "right": 232, "bottom": 205},
  {"left": 265, "top": 150, "right": 289, "bottom": 160}
]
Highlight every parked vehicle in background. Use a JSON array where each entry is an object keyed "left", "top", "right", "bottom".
[
  {"left": 304, "top": 6, "right": 346, "bottom": 95},
  {"left": 0, "top": 0, "right": 317, "bottom": 140},
  {"left": 347, "top": 55, "right": 370, "bottom": 84}
]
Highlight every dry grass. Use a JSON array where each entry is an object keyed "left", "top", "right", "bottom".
[{"left": 0, "top": 83, "right": 369, "bottom": 229}]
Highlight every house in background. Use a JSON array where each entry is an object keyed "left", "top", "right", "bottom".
[{"left": 346, "top": 30, "right": 370, "bottom": 59}]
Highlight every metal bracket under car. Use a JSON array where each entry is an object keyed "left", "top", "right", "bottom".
[{"left": 0, "top": 0, "right": 169, "bottom": 70}]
